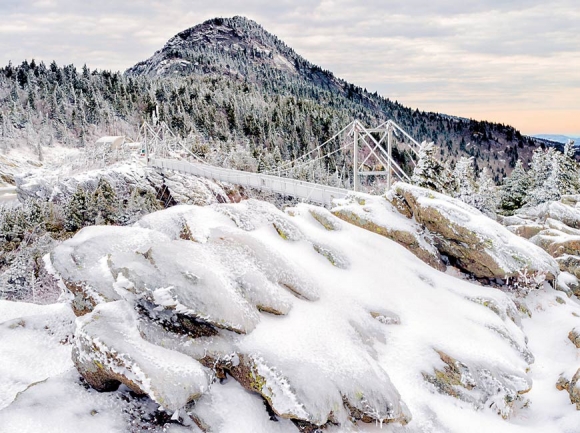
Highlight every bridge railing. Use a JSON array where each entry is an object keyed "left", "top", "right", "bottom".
[{"left": 150, "top": 158, "right": 350, "bottom": 206}]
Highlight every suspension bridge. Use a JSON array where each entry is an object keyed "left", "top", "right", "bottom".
[{"left": 141, "top": 119, "right": 424, "bottom": 206}]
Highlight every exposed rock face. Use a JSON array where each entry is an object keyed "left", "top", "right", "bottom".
[
  {"left": 391, "top": 183, "right": 558, "bottom": 280},
  {"left": 569, "top": 328, "right": 580, "bottom": 348},
  {"left": 49, "top": 199, "right": 533, "bottom": 430},
  {"left": 556, "top": 255, "right": 580, "bottom": 278},
  {"left": 501, "top": 196, "right": 580, "bottom": 295},
  {"left": 16, "top": 163, "right": 231, "bottom": 206},
  {"left": 73, "top": 300, "right": 209, "bottom": 411},
  {"left": 423, "top": 350, "right": 531, "bottom": 419},
  {"left": 331, "top": 193, "right": 445, "bottom": 271}
]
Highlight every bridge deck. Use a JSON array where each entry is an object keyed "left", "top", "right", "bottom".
[{"left": 149, "top": 158, "right": 350, "bottom": 206}]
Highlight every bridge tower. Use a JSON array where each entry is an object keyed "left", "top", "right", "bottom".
[{"left": 351, "top": 120, "right": 421, "bottom": 192}]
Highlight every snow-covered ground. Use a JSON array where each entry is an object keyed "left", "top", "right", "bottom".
[{"left": 1, "top": 197, "right": 580, "bottom": 432}]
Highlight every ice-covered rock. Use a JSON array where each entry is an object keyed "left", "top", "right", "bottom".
[
  {"left": 0, "top": 301, "right": 75, "bottom": 411},
  {"left": 569, "top": 328, "right": 580, "bottom": 348},
  {"left": 423, "top": 349, "right": 531, "bottom": 419},
  {"left": 46, "top": 198, "right": 537, "bottom": 429},
  {"left": 15, "top": 162, "right": 232, "bottom": 206},
  {"left": 392, "top": 182, "right": 559, "bottom": 280},
  {"left": 50, "top": 225, "right": 169, "bottom": 315},
  {"left": 530, "top": 229, "right": 580, "bottom": 258},
  {"left": 558, "top": 368, "right": 580, "bottom": 410},
  {"left": 556, "top": 271, "right": 580, "bottom": 296},
  {"left": 518, "top": 200, "right": 580, "bottom": 230},
  {"left": 332, "top": 192, "right": 445, "bottom": 271},
  {"left": 73, "top": 300, "right": 210, "bottom": 411}
]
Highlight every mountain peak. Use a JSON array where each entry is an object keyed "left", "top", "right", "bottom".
[{"left": 126, "top": 15, "right": 307, "bottom": 79}]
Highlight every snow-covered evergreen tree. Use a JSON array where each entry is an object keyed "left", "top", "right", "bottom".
[
  {"left": 557, "top": 141, "right": 580, "bottom": 196},
  {"left": 474, "top": 167, "right": 499, "bottom": 217},
  {"left": 499, "top": 160, "right": 530, "bottom": 213},
  {"left": 93, "top": 178, "right": 117, "bottom": 225},
  {"left": 452, "top": 157, "right": 477, "bottom": 206},
  {"left": 411, "top": 141, "right": 450, "bottom": 193},
  {"left": 527, "top": 145, "right": 579, "bottom": 206},
  {"left": 65, "top": 187, "right": 93, "bottom": 232}
]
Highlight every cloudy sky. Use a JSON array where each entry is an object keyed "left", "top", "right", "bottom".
[{"left": 1, "top": 0, "right": 578, "bottom": 135}]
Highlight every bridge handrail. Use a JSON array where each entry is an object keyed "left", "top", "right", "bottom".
[{"left": 150, "top": 158, "right": 350, "bottom": 206}]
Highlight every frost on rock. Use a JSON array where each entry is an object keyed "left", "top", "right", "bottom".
[
  {"left": 47, "top": 198, "right": 537, "bottom": 430},
  {"left": 392, "top": 182, "right": 559, "bottom": 280},
  {"left": 332, "top": 192, "right": 445, "bottom": 271},
  {"left": 50, "top": 225, "right": 170, "bottom": 316},
  {"left": 423, "top": 350, "right": 531, "bottom": 419},
  {"left": 73, "top": 300, "right": 210, "bottom": 411}
]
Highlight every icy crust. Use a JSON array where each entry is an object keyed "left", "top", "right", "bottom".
[
  {"left": 393, "top": 182, "right": 559, "bottom": 280},
  {"left": 73, "top": 300, "right": 209, "bottom": 412},
  {"left": 49, "top": 199, "right": 537, "bottom": 430},
  {"left": 0, "top": 301, "right": 76, "bottom": 411},
  {"left": 331, "top": 192, "right": 444, "bottom": 271},
  {"left": 15, "top": 162, "right": 231, "bottom": 206},
  {"left": 50, "top": 226, "right": 170, "bottom": 315}
]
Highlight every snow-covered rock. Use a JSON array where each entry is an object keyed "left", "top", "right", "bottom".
[
  {"left": 392, "top": 182, "right": 559, "bottom": 280},
  {"left": 15, "top": 162, "right": 232, "bottom": 206},
  {"left": 0, "top": 301, "right": 75, "bottom": 411},
  {"left": 44, "top": 198, "right": 539, "bottom": 430},
  {"left": 332, "top": 192, "right": 445, "bottom": 271},
  {"left": 73, "top": 300, "right": 210, "bottom": 411},
  {"left": 530, "top": 229, "right": 580, "bottom": 258}
]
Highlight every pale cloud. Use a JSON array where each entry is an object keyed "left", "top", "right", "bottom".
[{"left": 0, "top": 0, "right": 578, "bottom": 135}]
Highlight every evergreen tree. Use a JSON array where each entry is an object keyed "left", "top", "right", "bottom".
[
  {"left": 473, "top": 168, "right": 499, "bottom": 216},
  {"left": 411, "top": 141, "right": 450, "bottom": 193},
  {"left": 65, "top": 187, "right": 93, "bottom": 232},
  {"left": 499, "top": 160, "right": 530, "bottom": 213},
  {"left": 556, "top": 141, "right": 580, "bottom": 196},
  {"left": 529, "top": 156, "right": 561, "bottom": 206},
  {"left": 451, "top": 156, "right": 477, "bottom": 206},
  {"left": 93, "top": 178, "right": 117, "bottom": 225}
]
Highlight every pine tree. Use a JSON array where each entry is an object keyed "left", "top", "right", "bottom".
[
  {"left": 93, "top": 178, "right": 117, "bottom": 225},
  {"left": 452, "top": 156, "right": 477, "bottom": 206},
  {"left": 499, "top": 160, "right": 530, "bottom": 213},
  {"left": 65, "top": 187, "right": 93, "bottom": 232},
  {"left": 411, "top": 141, "right": 450, "bottom": 193}
]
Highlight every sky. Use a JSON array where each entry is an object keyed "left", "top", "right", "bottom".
[{"left": 1, "top": 0, "right": 578, "bottom": 136}]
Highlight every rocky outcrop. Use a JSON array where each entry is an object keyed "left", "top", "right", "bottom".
[
  {"left": 423, "top": 350, "right": 531, "bottom": 419},
  {"left": 502, "top": 197, "right": 580, "bottom": 295},
  {"left": 331, "top": 193, "right": 445, "bottom": 271},
  {"left": 557, "top": 368, "right": 580, "bottom": 409},
  {"left": 569, "top": 328, "right": 580, "bottom": 348},
  {"left": 530, "top": 229, "right": 580, "bottom": 258},
  {"left": 16, "top": 163, "right": 231, "bottom": 206},
  {"left": 73, "top": 300, "right": 210, "bottom": 411},
  {"left": 391, "top": 183, "right": 558, "bottom": 280},
  {"left": 48, "top": 199, "right": 533, "bottom": 430}
]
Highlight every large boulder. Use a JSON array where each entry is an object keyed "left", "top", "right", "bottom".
[
  {"left": 48, "top": 199, "right": 534, "bottom": 429},
  {"left": 530, "top": 230, "right": 580, "bottom": 258},
  {"left": 73, "top": 300, "right": 210, "bottom": 411},
  {"left": 391, "top": 183, "right": 559, "bottom": 280},
  {"left": 331, "top": 193, "right": 445, "bottom": 271}
]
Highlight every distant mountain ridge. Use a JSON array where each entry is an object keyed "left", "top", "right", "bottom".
[{"left": 533, "top": 134, "right": 579, "bottom": 144}]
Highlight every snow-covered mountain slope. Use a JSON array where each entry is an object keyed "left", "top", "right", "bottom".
[{"left": 2, "top": 195, "right": 580, "bottom": 432}]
